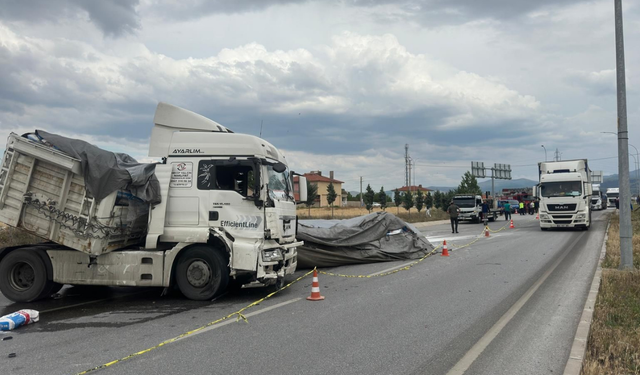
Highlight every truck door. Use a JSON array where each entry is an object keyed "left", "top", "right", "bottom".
[{"left": 196, "top": 159, "right": 263, "bottom": 271}]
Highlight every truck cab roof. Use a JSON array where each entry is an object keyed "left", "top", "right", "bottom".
[{"left": 148, "top": 102, "right": 287, "bottom": 164}]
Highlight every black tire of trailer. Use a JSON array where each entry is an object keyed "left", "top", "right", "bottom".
[
  {"left": 0, "top": 248, "right": 59, "bottom": 302},
  {"left": 175, "top": 246, "right": 229, "bottom": 301}
]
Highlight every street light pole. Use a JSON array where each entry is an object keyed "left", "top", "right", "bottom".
[
  {"left": 614, "top": 0, "right": 633, "bottom": 270},
  {"left": 541, "top": 145, "right": 547, "bottom": 161}
]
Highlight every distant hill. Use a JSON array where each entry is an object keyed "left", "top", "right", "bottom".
[{"left": 599, "top": 169, "right": 640, "bottom": 193}]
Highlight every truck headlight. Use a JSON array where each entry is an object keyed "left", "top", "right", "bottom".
[
  {"left": 576, "top": 213, "right": 586, "bottom": 219},
  {"left": 262, "top": 249, "right": 283, "bottom": 262},
  {"left": 540, "top": 214, "right": 550, "bottom": 220}
]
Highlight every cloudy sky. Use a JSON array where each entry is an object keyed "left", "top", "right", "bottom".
[{"left": 1, "top": 0, "right": 639, "bottom": 192}]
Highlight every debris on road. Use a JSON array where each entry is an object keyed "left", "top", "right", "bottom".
[
  {"left": 297, "top": 212, "right": 434, "bottom": 268},
  {"left": 0, "top": 310, "right": 40, "bottom": 331}
]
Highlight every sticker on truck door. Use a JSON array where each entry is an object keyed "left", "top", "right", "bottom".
[
  {"left": 220, "top": 215, "right": 262, "bottom": 230},
  {"left": 170, "top": 162, "right": 193, "bottom": 187}
]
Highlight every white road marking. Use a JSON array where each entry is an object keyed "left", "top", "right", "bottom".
[
  {"left": 445, "top": 232, "right": 587, "bottom": 375},
  {"left": 426, "top": 235, "right": 478, "bottom": 243},
  {"left": 173, "top": 298, "right": 301, "bottom": 342}
]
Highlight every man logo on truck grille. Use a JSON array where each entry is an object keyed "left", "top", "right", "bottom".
[{"left": 221, "top": 216, "right": 262, "bottom": 230}]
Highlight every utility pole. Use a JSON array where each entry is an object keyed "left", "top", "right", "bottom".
[
  {"left": 614, "top": 0, "right": 633, "bottom": 269},
  {"left": 554, "top": 148, "right": 561, "bottom": 162},
  {"left": 360, "top": 176, "right": 363, "bottom": 207},
  {"left": 405, "top": 144, "right": 410, "bottom": 188}
]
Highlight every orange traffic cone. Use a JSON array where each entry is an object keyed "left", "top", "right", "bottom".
[
  {"left": 536, "top": 213, "right": 539, "bottom": 220},
  {"left": 441, "top": 240, "right": 449, "bottom": 257},
  {"left": 484, "top": 226, "right": 490, "bottom": 237},
  {"left": 510, "top": 220, "right": 515, "bottom": 229},
  {"left": 307, "top": 269, "right": 325, "bottom": 301}
]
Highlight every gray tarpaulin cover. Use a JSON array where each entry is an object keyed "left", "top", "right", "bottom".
[
  {"left": 35, "top": 130, "right": 161, "bottom": 205},
  {"left": 296, "top": 212, "right": 434, "bottom": 268}
]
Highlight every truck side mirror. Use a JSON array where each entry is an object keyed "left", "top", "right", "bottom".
[{"left": 297, "top": 176, "right": 307, "bottom": 203}]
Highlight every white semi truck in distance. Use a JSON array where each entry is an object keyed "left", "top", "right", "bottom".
[
  {"left": 452, "top": 194, "right": 499, "bottom": 223},
  {"left": 536, "top": 159, "right": 592, "bottom": 231},
  {"left": 606, "top": 187, "right": 619, "bottom": 207},
  {"left": 591, "top": 184, "right": 606, "bottom": 210},
  {"left": 0, "top": 103, "right": 307, "bottom": 302}
]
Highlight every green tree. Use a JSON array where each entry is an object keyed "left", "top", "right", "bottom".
[
  {"left": 305, "top": 181, "right": 318, "bottom": 216},
  {"left": 433, "top": 190, "right": 442, "bottom": 209},
  {"left": 425, "top": 192, "right": 433, "bottom": 209},
  {"left": 444, "top": 190, "right": 456, "bottom": 207},
  {"left": 415, "top": 189, "right": 424, "bottom": 213},
  {"left": 457, "top": 171, "right": 482, "bottom": 195},
  {"left": 402, "top": 191, "right": 414, "bottom": 216},
  {"left": 364, "top": 184, "right": 375, "bottom": 212},
  {"left": 327, "top": 182, "right": 337, "bottom": 218},
  {"left": 379, "top": 186, "right": 387, "bottom": 211},
  {"left": 394, "top": 189, "right": 402, "bottom": 214}
]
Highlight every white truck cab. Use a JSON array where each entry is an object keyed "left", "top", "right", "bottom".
[
  {"left": 537, "top": 160, "right": 591, "bottom": 231},
  {"left": 453, "top": 194, "right": 497, "bottom": 223},
  {"left": 0, "top": 103, "right": 307, "bottom": 302},
  {"left": 606, "top": 187, "right": 619, "bottom": 207}
]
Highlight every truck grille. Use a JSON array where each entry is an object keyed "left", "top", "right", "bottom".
[
  {"left": 553, "top": 220, "right": 572, "bottom": 225},
  {"left": 552, "top": 215, "right": 573, "bottom": 219},
  {"left": 547, "top": 204, "right": 577, "bottom": 211}
]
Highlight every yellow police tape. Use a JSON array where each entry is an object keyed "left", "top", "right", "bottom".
[
  {"left": 76, "top": 221, "right": 510, "bottom": 374},
  {"left": 75, "top": 269, "right": 315, "bottom": 375},
  {"left": 320, "top": 221, "right": 510, "bottom": 278}
]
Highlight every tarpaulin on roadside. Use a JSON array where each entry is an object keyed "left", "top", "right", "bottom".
[{"left": 296, "top": 212, "right": 434, "bottom": 268}]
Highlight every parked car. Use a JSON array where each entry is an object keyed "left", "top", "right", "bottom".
[
  {"left": 372, "top": 202, "right": 382, "bottom": 208},
  {"left": 498, "top": 200, "right": 519, "bottom": 213}
]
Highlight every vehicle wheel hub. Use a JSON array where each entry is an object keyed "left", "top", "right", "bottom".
[
  {"left": 186, "top": 260, "right": 211, "bottom": 288},
  {"left": 10, "top": 262, "right": 35, "bottom": 291}
]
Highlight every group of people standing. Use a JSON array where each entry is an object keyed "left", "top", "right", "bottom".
[{"left": 445, "top": 198, "right": 540, "bottom": 234}]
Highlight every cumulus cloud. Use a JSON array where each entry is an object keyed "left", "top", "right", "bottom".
[
  {"left": 0, "top": 25, "right": 540, "bottom": 160},
  {"left": 564, "top": 69, "right": 617, "bottom": 96},
  {"left": 0, "top": 0, "right": 140, "bottom": 37},
  {"left": 0, "top": 0, "right": 634, "bottom": 188},
  {"left": 140, "top": 0, "right": 589, "bottom": 26}
]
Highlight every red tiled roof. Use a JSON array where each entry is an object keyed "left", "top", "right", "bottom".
[{"left": 294, "top": 174, "right": 344, "bottom": 184}]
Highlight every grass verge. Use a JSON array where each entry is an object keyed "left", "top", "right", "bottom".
[{"left": 582, "top": 211, "right": 640, "bottom": 375}]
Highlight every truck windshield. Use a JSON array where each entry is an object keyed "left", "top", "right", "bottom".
[
  {"left": 453, "top": 198, "right": 475, "bottom": 208},
  {"left": 267, "top": 165, "right": 294, "bottom": 202},
  {"left": 540, "top": 181, "right": 582, "bottom": 197},
  {"left": 607, "top": 192, "right": 619, "bottom": 198}
]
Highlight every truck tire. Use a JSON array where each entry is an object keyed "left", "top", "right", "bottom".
[
  {"left": 175, "top": 246, "right": 229, "bottom": 301},
  {"left": 0, "top": 248, "right": 55, "bottom": 302}
]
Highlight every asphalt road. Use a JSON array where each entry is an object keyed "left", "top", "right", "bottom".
[{"left": 0, "top": 210, "right": 610, "bottom": 375}]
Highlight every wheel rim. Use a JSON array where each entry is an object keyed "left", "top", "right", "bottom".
[
  {"left": 9, "top": 262, "right": 35, "bottom": 291},
  {"left": 186, "top": 259, "right": 212, "bottom": 288}
]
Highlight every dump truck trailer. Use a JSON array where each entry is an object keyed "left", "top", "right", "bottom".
[{"left": 0, "top": 103, "right": 307, "bottom": 302}]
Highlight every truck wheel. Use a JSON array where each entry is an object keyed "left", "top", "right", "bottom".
[
  {"left": 175, "top": 246, "right": 229, "bottom": 301},
  {"left": 0, "top": 248, "right": 54, "bottom": 302}
]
